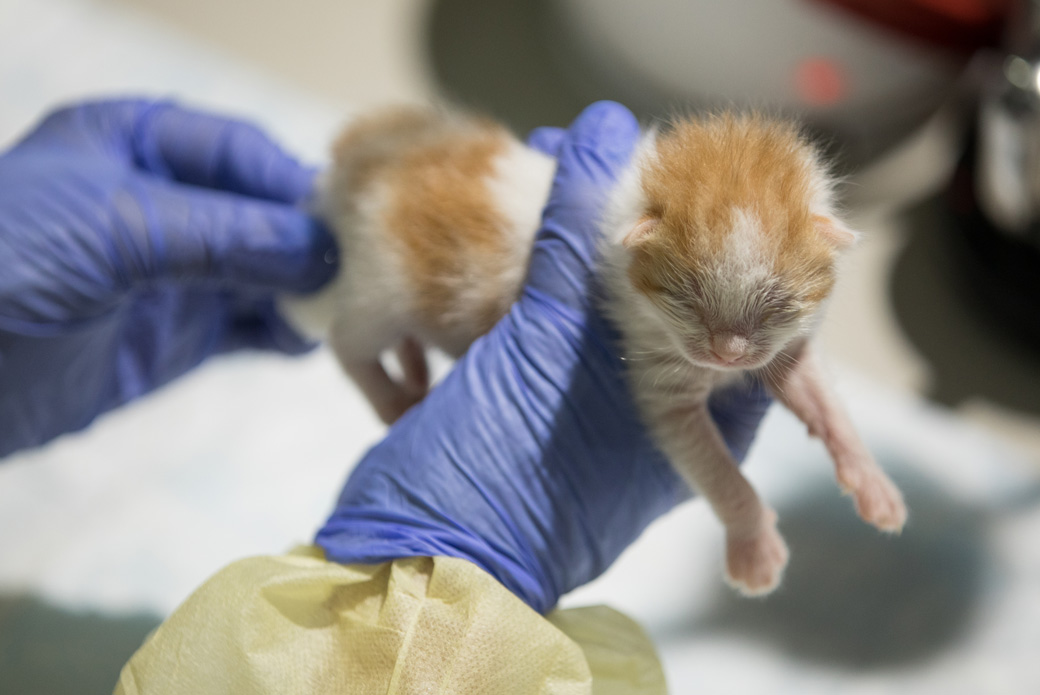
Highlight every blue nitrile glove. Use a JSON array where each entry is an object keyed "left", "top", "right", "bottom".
[
  {"left": 0, "top": 99, "right": 336, "bottom": 458},
  {"left": 316, "top": 102, "right": 773, "bottom": 614}
]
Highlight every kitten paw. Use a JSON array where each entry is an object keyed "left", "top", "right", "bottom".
[
  {"left": 835, "top": 451, "right": 907, "bottom": 533},
  {"left": 725, "top": 511, "right": 789, "bottom": 597},
  {"left": 850, "top": 468, "right": 907, "bottom": 533},
  {"left": 374, "top": 386, "right": 427, "bottom": 425}
]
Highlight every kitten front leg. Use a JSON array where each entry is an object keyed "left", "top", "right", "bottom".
[
  {"left": 764, "top": 341, "right": 907, "bottom": 532},
  {"left": 651, "top": 400, "right": 789, "bottom": 595}
]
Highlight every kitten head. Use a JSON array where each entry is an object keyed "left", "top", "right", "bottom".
[{"left": 623, "top": 114, "right": 855, "bottom": 371}]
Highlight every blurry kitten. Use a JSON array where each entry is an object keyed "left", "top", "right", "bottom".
[
  {"left": 284, "top": 106, "right": 907, "bottom": 595},
  {"left": 285, "top": 108, "right": 554, "bottom": 421}
]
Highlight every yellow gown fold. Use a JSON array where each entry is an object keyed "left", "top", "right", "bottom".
[{"left": 115, "top": 549, "right": 666, "bottom": 695}]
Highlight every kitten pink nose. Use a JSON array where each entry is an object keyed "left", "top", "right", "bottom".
[{"left": 711, "top": 334, "right": 749, "bottom": 363}]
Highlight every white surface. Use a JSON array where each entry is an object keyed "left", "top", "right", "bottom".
[
  {"left": 0, "top": 350, "right": 380, "bottom": 615},
  {"left": 2, "top": 1, "right": 1040, "bottom": 693},
  {"left": 566, "top": 370, "right": 1040, "bottom": 693}
]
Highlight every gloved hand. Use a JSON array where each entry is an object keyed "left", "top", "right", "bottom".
[
  {"left": 0, "top": 99, "right": 336, "bottom": 458},
  {"left": 316, "top": 102, "right": 772, "bottom": 614}
]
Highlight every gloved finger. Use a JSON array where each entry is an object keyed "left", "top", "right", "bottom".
[
  {"left": 525, "top": 101, "right": 640, "bottom": 308},
  {"left": 121, "top": 177, "right": 337, "bottom": 293},
  {"left": 707, "top": 378, "right": 774, "bottom": 461},
  {"left": 132, "top": 101, "right": 317, "bottom": 204},
  {"left": 29, "top": 100, "right": 316, "bottom": 205},
  {"left": 546, "top": 101, "right": 640, "bottom": 220},
  {"left": 525, "top": 126, "right": 566, "bottom": 157}
]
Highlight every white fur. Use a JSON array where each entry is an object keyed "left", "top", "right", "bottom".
[
  {"left": 712, "top": 207, "right": 774, "bottom": 324},
  {"left": 486, "top": 140, "right": 556, "bottom": 244},
  {"left": 281, "top": 172, "right": 413, "bottom": 360}
]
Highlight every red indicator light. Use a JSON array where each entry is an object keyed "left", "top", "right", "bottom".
[{"left": 795, "top": 57, "right": 848, "bottom": 106}]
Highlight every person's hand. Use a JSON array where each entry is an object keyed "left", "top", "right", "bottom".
[
  {"left": 315, "top": 102, "right": 772, "bottom": 613},
  {"left": 0, "top": 99, "right": 336, "bottom": 457}
]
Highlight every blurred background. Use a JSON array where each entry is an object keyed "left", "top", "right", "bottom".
[{"left": 1, "top": 0, "right": 1039, "bottom": 692}]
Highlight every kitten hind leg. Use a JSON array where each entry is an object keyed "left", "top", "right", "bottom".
[
  {"left": 765, "top": 342, "right": 907, "bottom": 533},
  {"left": 395, "top": 335, "right": 430, "bottom": 396},
  {"left": 329, "top": 319, "right": 424, "bottom": 425},
  {"left": 343, "top": 360, "right": 423, "bottom": 425}
]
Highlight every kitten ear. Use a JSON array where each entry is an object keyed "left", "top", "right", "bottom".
[
  {"left": 623, "top": 217, "right": 660, "bottom": 248},
  {"left": 812, "top": 214, "right": 857, "bottom": 249}
]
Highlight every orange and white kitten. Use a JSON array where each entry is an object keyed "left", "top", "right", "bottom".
[{"left": 284, "top": 107, "right": 907, "bottom": 596}]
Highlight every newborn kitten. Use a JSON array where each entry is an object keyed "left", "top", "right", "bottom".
[
  {"left": 286, "top": 108, "right": 555, "bottom": 421},
  {"left": 285, "top": 107, "right": 907, "bottom": 596}
]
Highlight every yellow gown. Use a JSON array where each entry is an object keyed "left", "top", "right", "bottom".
[{"left": 115, "top": 548, "right": 667, "bottom": 694}]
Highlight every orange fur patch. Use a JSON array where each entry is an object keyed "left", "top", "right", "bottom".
[
  {"left": 331, "top": 107, "right": 515, "bottom": 340},
  {"left": 634, "top": 114, "right": 836, "bottom": 305}
]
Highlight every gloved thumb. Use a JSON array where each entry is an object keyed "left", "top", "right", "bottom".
[{"left": 523, "top": 102, "right": 640, "bottom": 310}]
